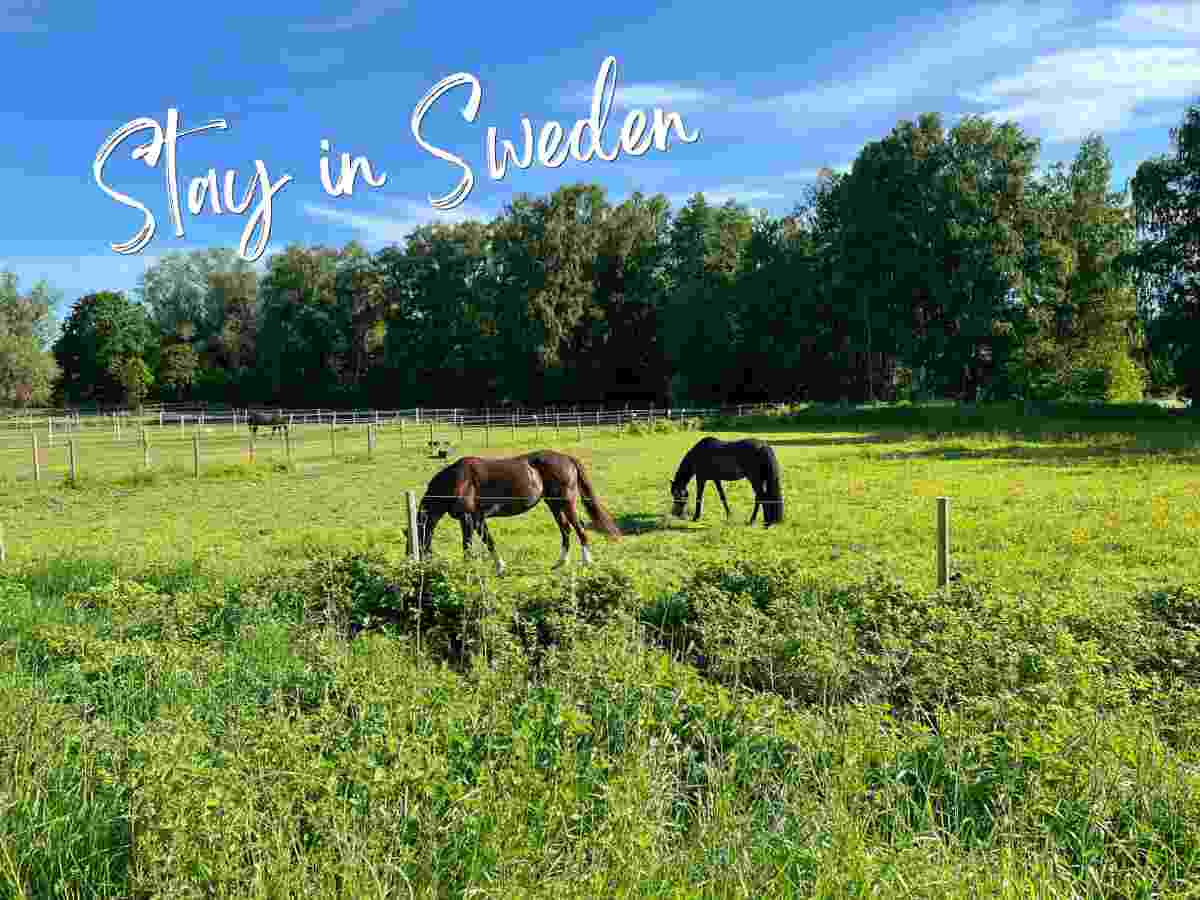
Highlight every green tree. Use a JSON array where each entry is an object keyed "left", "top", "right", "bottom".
[
  {"left": 53, "top": 290, "right": 155, "bottom": 406},
  {"left": 1014, "top": 135, "right": 1143, "bottom": 401}
]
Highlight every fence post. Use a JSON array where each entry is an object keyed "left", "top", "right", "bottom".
[
  {"left": 180, "top": 414, "right": 185, "bottom": 435},
  {"left": 31, "top": 434, "right": 40, "bottom": 482},
  {"left": 142, "top": 429, "right": 150, "bottom": 468},
  {"left": 416, "top": 408, "right": 421, "bottom": 426},
  {"left": 430, "top": 420, "right": 435, "bottom": 448},
  {"left": 936, "top": 497, "right": 951, "bottom": 588},
  {"left": 249, "top": 429, "right": 256, "bottom": 464},
  {"left": 406, "top": 491, "right": 421, "bottom": 561},
  {"left": 233, "top": 410, "right": 238, "bottom": 429},
  {"left": 330, "top": 420, "right": 336, "bottom": 458},
  {"left": 68, "top": 439, "right": 76, "bottom": 482},
  {"left": 458, "top": 414, "right": 464, "bottom": 443},
  {"left": 193, "top": 434, "right": 200, "bottom": 478},
  {"left": 48, "top": 417, "right": 53, "bottom": 448},
  {"left": 556, "top": 410, "right": 560, "bottom": 437},
  {"left": 577, "top": 411, "right": 582, "bottom": 442},
  {"left": 511, "top": 412, "right": 516, "bottom": 442},
  {"left": 400, "top": 418, "right": 405, "bottom": 448},
  {"left": 367, "top": 424, "right": 375, "bottom": 459},
  {"left": 285, "top": 429, "right": 292, "bottom": 465}
]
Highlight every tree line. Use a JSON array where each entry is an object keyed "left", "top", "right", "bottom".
[{"left": 3, "top": 104, "right": 1199, "bottom": 411}]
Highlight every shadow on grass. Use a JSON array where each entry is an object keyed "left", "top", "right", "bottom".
[{"left": 610, "top": 512, "right": 699, "bottom": 536}]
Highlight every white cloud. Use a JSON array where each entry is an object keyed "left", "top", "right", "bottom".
[
  {"left": 963, "top": 46, "right": 1200, "bottom": 142},
  {"left": 288, "top": 0, "right": 408, "bottom": 33},
  {"left": 737, "top": 3, "right": 1074, "bottom": 119},
  {"left": 303, "top": 200, "right": 493, "bottom": 247}
]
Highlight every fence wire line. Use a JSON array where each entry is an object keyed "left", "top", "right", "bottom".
[{"left": 414, "top": 494, "right": 785, "bottom": 503}]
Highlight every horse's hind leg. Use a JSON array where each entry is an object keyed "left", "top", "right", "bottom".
[
  {"left": 545, "top": 500, "right": 572, "bottom": 568},
  {"left": 478, "top": 518, "right": 506, "bottom": 575},
  {"left": 561, "top": 496, "right": 593, "bottom": 565},
  {"left": 694, "top": 479, "right": 707, "bottom": 521},
  {"left": 714, "top": 481, "right": 732, "bottom": 518}
]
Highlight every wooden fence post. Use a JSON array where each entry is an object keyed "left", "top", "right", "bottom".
[
  {"left": 142, "top": 429, "right": 150, "bottom": 468},
  {"left": 458, "top": 414, "right": 464, "bottom": 443},
  {"left": 193, "top": 434, "right": 200, "bottom": 478},
  {"left": 937, "top": 497, "right": 950, "bottom": 588},
  {"left": 555, "top": 410, "right": 561, "bottom": 438},
  {"left": 429, "top": 419, "right": 435, "bottom": 448},
  {"left": 249, "top": 429, "right": 256, "bottom": 464},
  {"left": 406, "top": 491, "right": 421, "bottom": 561},
  {"left": 47, "top": 417, "right": 53, "bottom": 448},
  {"left": 367, "top": 424, "right": 375, "bottom": 459},
  {"left": 511, "top": 412, "right": 516, "bottom": 442},
  {"left": 285, "top": 430, "right": 292, "bottom": 465},
  {"left": 68, "top": 439, "right": 77, "bottom": 481},
  {"left": 31, "top": 434, "right": 40, "bottom": 482},
  {"left": 330, "top": 420, "right": 336, "bottom": 458},
  {"left": 576, "top": 411, "right": 582, "bottom": 442}
]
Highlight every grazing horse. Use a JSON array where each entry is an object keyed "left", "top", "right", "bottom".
[
  {"left": 418, "top": 450, "right": 622, "bottom": 575},
  {"left": 247, "top": 410, "right": 289, "bottom": 439},
  {"left": 670, "top": 437, "right": 784, "bottom": 527}
]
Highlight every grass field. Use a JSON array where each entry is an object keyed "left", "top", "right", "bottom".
[{"left": 4, "top": 409, "right": 1200, "bottom": 898}]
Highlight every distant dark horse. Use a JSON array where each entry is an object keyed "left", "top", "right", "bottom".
[
  {"left": 670, "top": 437, "right": 784, "bottom": 527},
  {"left": 418, "top": 450, "right": 622, "bottom": 575},
  {"left": 247, "top": 410, "right": 289, "bottom": 439}
]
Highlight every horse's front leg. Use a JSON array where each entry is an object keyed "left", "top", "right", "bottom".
[
  {"left": 714, "top": 481, "right": 732, "bottom": 518},
  {"left": 460, "top": 515, "right": 476, "bottom": 558},
  {"left": 693, "top": 479, "right": 707, "bottom": 521}
]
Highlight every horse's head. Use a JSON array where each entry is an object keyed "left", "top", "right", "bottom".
[{"left": 670, "top": 482, "right": 688, "bottom": 518}]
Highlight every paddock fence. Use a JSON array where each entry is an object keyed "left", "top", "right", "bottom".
[{"left": 0, "top": 402, "right": 787, "bottom": 484}]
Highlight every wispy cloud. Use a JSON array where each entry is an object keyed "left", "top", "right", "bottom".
[
  {"left": 737, "top": 3, "right": 1074, "bottom": 119},
  {"left": 565, "top": 81, "right": 718, "bottom": 110},
  {"left": 1, "top": 0, "right": 47, "bottom": 32},
  {"left": 302, "top": 200, "right": 493, "bottom": 247},
  {"left": 664, "top": 185, "right": 787, "bottom": 209},
  {"left": 1101, "top": 1, "right": 1200, "bottom": 38},
  {"left": 288, "top": 0, "right": 407, "bottom": 33},
  {"left": 279, "top": 46, "right": 346, "bottom": 74},
  {"left": 963, "top": 46, "right": 1200, "bottom": 142}
]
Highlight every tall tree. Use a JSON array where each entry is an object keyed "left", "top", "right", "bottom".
[
  {"left": 0, "top": 273, "right": 61, "bottom": 407},
  {"left": 1124, "top": 103, "right": 1200, "bottom": 397}
]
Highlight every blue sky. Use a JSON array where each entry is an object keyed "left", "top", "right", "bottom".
[{"left": 2, "top": 0, "right": 1199, "bottom": 315}]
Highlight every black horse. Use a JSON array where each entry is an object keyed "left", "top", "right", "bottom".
[
  {"left": 670, "top": 437, "right": 784, "bottom": 527},
  {"left": 247, "top": 410, "right": 289, "bottom": 439},
  {"left": 418, "top": 450, "right": 622, "bottom": 575}
]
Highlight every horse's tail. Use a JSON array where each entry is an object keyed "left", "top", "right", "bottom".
[
  {"left": 571, "top": 456, "right": 622, "bottom": 539},
  {"left": 761, "top": 443, "right": 784, "bottom": 525}
]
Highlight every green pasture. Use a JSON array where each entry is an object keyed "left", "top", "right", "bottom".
[{"left": 4, "top": 411, "right": 1200, "bottom": 897}]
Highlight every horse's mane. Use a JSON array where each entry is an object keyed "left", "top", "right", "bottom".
[{"left": 760, "top": 442, "right": 784, "bottom": 525}]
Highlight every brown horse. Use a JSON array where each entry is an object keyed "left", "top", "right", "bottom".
[{"left": 417, "top": 450, "right": 622, "bottom": 575}]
